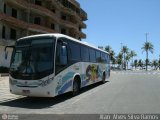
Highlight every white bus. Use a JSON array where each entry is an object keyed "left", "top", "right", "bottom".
[{"left": 8, "top": 34, "right": 110, "bottom": 97}]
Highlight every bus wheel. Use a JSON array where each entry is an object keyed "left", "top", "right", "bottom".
[
  {"left": 72, "top": 78, "right": 80, "bottom": 96},
  {"left": 102, "top": 73, "right": 106, "bottom": 84}
]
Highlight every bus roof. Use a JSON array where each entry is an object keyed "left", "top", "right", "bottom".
[{"left": 18, "top": 33, "right": 109, "bottom": 54}]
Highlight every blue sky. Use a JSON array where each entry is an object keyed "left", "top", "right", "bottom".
[{"left": 77, "top": 0, "right": 160, "bottom": 61}]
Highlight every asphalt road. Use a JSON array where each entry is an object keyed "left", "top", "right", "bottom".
[{"left": 0, "top": 71, "right": 160, "bottom": 115}]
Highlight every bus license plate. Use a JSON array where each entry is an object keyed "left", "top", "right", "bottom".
[{"left": 22, "top": 90, "right": 30, "bottom": 94}]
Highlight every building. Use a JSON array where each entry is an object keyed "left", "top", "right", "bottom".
[{"left": 0, "top": 0, "right": 87, "bottom": 67}]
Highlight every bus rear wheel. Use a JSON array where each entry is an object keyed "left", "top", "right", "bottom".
[
  {"left": 72, "top": 78, "right": 80, "bottom": 96},
  {"left": 102, "top": 73, "right": 106, "bottom": 84}
]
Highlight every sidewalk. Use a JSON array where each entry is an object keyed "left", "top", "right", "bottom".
[
  {"left": 0, "top": 76, "right": 9, "bottom": 81},
  {"left": 0, "top": 77, "right": 21, "bottom": 102}
]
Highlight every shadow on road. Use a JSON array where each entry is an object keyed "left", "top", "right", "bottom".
[{"left": 0, "top": 81, "right": 109, "bottom": 109}]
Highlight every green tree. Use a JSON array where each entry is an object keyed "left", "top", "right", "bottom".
[
  {"left": 138, "top": 59, "right": 143, "bottom": 69},
  {"left": 116, "top": 53, "right": 123, "bottom": 69},
  {"left": 110, "top": 50, "right": 115, "bottom": 68},
  {"left": 158, "top": 59, "right": 160, "bottom": 70},
  {"left": 125, "top": 54, "right": 131, "bottom": 70},
  {"left": 134, "top": 59, "right": 138, "bottom": 70},
  {"left": 105, "top": 45, "right": 115, "bottom": 68},
  {"left": 105, "top": 45, "right": 112, "bottom": 53},
  {"left": 152, "top": 60, "right": 158, "bottom": 70},
  {"left": 141, "top": 41, "right": 154, "bottom": 71},
  {"left": 121, "top": 46, "right": 129, "bottom": 70},
  {"left": 130, "top": 50, "right": 137, "bottom": 69}
]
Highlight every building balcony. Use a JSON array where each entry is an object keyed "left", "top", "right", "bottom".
[
  {"left": 68, "top": 0, "right": 80, "bottom": 8},
  {"left": 55, "top": 0, "right": 86, "bottom": 22},
  {"left": 0, "top": 12, "right": 56, "bottom": 33},
  {"left": 79, "top": 22, "right": 86, "bottom": 28},
  {"left": 80, "top": 8, "right": 87, "bottom": 21},
  {"left": 79, "top": 31, "right": 86, "bottom": 39},
  {"left": 6, "top": 0, "right": 78, "bottom": 30}
]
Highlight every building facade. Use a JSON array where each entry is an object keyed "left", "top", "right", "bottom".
[{"left": 0, "top": 0, "right": 87, "bottom": 67}]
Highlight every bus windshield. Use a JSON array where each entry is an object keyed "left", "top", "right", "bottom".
[{"left": 10, "top": 37, "right": 55, "bottom": 80}]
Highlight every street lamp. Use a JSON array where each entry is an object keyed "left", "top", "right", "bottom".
[{"left": 145, "top": 33, "right": 149, "bottom": 42}]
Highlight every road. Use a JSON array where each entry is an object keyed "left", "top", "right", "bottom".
[{"left": 0, "top": 71, "right": 160, "bottom": 114}]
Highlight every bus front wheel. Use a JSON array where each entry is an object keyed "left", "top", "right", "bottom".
[
  {"left": 72, "top": 78, "right": 80, "bottom": 96},
  {"left": 102, "top": 73, "right": 106, "bottom": 84}
]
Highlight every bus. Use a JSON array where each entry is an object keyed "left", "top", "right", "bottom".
[{"left": 8, "top": 34, "right": 110, "bottom": 97}]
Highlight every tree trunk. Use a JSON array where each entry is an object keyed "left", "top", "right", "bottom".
[
  {"left": 124, "top": 53, "right": 126, "bottom": 71},
  {"left": 146, "top": 51, "right": 148, "bottom": 71},
  {"left": 132, "top": 57, "right": 133, "bottom": 70}
]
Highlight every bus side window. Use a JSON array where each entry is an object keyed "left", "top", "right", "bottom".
[{"left": 101, "top": 53, "right": 105, "bottom": 63}]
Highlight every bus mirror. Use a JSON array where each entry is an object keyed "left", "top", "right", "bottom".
[
  {"left": 60, "top": 46, "right": 67, "bottom": 66},
  {"left": 4, "top": 45, "right": 15, "bottom": 60}
]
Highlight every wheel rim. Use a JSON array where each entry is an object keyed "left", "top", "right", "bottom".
[{"left": 73, "top": 82, "right": 78, "bottom": 93}]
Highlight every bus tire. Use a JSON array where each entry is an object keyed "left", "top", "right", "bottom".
[
  {"left": 102, "top": 72, "right": 106, "bottom": 84},
  {"left": 72, "top": 77, "right": 80, "bottom": 96}
]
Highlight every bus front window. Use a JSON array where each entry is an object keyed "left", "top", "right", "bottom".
[{"left": 10, "top": 38, "right": 55, "bottom": 80}]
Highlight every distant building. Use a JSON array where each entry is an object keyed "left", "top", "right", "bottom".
[{"left": 0, "top": 0, "right": 87, "bottom": 67}]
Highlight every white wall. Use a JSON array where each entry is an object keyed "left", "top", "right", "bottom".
[{"left": 0, "top": 45, "right": 13, "bottom": 67}]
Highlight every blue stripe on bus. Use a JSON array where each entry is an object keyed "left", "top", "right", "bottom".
[
  {"left": 81, "top": 79, "right": 90, "bottom": 87},
  {"left": 58, "top": 80, "right": 72, "bottom": 95}
]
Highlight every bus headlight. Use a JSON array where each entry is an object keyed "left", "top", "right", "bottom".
[{"left": 9, "top": 78, "right": 17, "bottom": 85}]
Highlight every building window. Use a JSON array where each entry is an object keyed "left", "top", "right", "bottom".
[
  {"left": 2, "top": 26, "right": 5, "bottom": 39},
  {"left": 61, "top": 28, "right": 66, "bottom": 34},
  {"left": 34, "top": 17, "right": 41, "bottom": 25},
  {"left": 10, "top": 28, "right": 16, "bottom": 39},
  {"left": 35, "top": 0, "right": 42, "bottom": 6},
  {"left": 4, "top": 4, "right": 6, "bottom": 13},
  {"left": 61, "top": 15, "right": 67, "bottom": 20},
  {"left": 51, "top": 24, "right": 55, "bottom": 30},
  {"left": 12, "top": 8, "right": 17, "bottom": 18},
  {"left": 51, "top": 9, "right": 55, "bottom": 13}
]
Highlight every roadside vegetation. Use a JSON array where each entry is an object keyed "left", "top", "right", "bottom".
[{"left": 105, "top": 41, "right": 160, "bottom": 71}]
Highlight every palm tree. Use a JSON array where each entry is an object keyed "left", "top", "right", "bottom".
[
  {"left": 138, "top": 59, "right": 143, "bottom": 70},
  {"left": 152, "top": 60, "right": 158, "bottom": 70},
  {"left": 105, "top": 45, "right": 115, "bottom": 68},
  {"left": 130, "top": 50, "right": 137, "bottom": 69},
  {"left": 116, "top": 53, "right": 123, "bottom": 69},
  {"left": 105, "top": 45, "right": 112, "bottom": 53},
  {"left": 121, "top": 46, "right": 129, "bottom": 70},
  {"left": 158, "top": 59, "right": 160, "bottom": 70},
  {"left": 141, "top": 41, "right": 154, "bottom": 71},
  {"left": 134, "top": 59, "right": 138, "bottom": 70},
  {"left": 110, "top": 50, "right": 115, "bottom": 68},
  {"left": 125, "top": 54, "right": 131, "bottom": 70}
]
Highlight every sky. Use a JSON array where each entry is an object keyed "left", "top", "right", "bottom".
[{"left": 77, "top": 0, "right": 160, "bottom": 61}]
